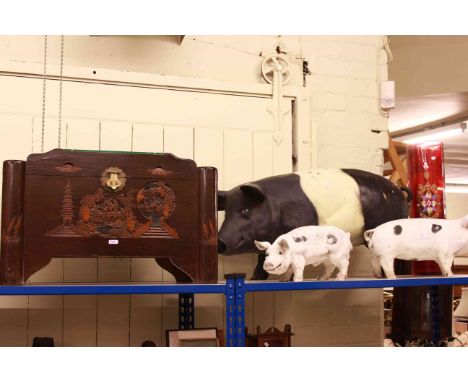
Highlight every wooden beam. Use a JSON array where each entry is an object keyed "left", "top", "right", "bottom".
[{"left": 385, "top": 138, "right": 409, "bottom": 186}]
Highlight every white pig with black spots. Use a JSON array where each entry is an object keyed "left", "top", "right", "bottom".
[
  {"left": 254, "top": 225, "right": 353, "bottom": 282},
  {"left": 364, "top": 215, "right": 468, "bottom": 279}
]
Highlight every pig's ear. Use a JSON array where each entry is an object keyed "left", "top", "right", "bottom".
[
  {"left": 254, "top": 240, "right": 270, "bottom": 251},
  {"left": 240, "top": 183, "right": 265, "bottom": 204},
  {"left": 278, "top": 238, "right": 289, "bottom": 251},
  {"left": 364, "top": 229, "right": 374, "bottom": 248},
  {"left": 217, "top": 191, "right": 227, "bottom": 211}
]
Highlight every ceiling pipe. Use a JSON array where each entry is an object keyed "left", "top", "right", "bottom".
[{"left": 390, "top": 116, "right": 468, "bottom": 138}]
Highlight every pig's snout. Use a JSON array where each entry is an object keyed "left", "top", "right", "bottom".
[
  {"left": 264, "top": 261, "right": 274, "bottom": 269},
  {"left": 218, "top": 239, "right": 227, "bottom": 254}
]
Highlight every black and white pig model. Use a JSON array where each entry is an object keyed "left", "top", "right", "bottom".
[{"left": 217, "top": 168, "right": 411, "bottom": 279}]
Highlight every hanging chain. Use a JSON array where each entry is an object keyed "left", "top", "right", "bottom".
[
  {"left": 41, "top": 35, "right": 48, "bottom": 153},
  {"left": 58, "top": 35, "right": 64, "bottom": 148}
]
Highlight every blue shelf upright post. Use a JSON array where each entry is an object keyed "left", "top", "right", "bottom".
[
  {"left": 429, "top": 285, "right": 441, "bottom": 345},
  {"left": 225, "top": 273, "right": 246, "bottom": 347},
  {"left": 179, "top": 293, "right": 195, "bottom": 330},
  {"left": 225, "top": 274, "right": 236, "bottom": 347},
  {"left": 235, "top": 274, "right": 246, "bottom": 347}
]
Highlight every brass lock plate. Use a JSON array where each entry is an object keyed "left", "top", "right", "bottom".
[{"left": 101, "top": 167, "right": 126, "bottom": 191}]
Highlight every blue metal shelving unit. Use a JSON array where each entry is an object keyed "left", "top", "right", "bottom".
[
  {"left": 230, "top": 274, "right": 468, "bottom": 346},
  {"left": 1, "top": 274, "right": 468, "bottom": 346}
]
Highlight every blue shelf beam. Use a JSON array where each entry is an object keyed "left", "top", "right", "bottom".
[
  {"left": 0, "top": 283, "right": 226, "bottom": 296},
  {"left": 2, "top": 276, "right": 466, "bottom": 296},
  {"left": 243, "top": 275, "right": 468, "bottom": 293}
]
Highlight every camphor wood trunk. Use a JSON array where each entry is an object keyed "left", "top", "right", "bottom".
[{"left": 0, "top": 149, "right": 218, "bottom": 284}]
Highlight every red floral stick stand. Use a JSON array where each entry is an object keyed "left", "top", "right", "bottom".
[{"left": 406, "top": 142, "right": 446, "bottom": 275}]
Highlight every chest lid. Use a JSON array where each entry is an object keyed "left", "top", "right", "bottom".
[{"left": 25, "top": 149, "right": 198, "bottom": 179}]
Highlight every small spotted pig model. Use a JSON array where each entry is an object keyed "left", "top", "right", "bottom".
[
  {"left": 364, "top": 215, "right": 468, "bottom": 279},
  {"left": 254, "top": 226, "right": 353, "bottom": 281}
]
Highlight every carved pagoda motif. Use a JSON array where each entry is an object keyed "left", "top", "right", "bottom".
[{"left": 46, "top": 180, "right": 83, "bottom": 237}]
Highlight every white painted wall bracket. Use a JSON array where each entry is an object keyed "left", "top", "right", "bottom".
[{"left": 261, "top": 54, "right": 291, "bottom": 145}]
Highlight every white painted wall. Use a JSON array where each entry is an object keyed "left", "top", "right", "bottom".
[
  {"left": 447, "top": 193, "right": 468, "bottom": 219},
  {"left": 0, "top": 35, "right": 389, "bottom": 172},
  {"left": 389, "top": 36, "right": 468, "bottom": 97},
  {"left": 0, "top": 35, "right": 388, "bottom": 346},
  {"left": 447, "top": 193, "right": 468, "bottom": 269}
]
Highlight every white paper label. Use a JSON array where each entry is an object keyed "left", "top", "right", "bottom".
[{"left": 108, "top": 239, "right": 119, "bottom": 245}]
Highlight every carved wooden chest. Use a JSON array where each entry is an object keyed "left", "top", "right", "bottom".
[{"left": 1, "top": 149, "right": 218, "bottom": 284}]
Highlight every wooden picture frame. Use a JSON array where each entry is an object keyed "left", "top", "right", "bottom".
[
  {"left": 166, "top": 328, "right": 224, "bottom": 347},
  {"left": 245, "top": 325, "right": 293, "bottom": 347}
]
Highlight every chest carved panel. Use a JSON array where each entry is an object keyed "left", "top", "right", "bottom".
[{"left": 46, "top": 180, "right": 179, "bottom": 239}]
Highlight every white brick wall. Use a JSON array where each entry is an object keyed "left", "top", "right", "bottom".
[
  {"left": 287, "top": 35, "right": 388, "bottom": 346},
  {"left": 0, "top": 35, "right": 389, "bottom": 174},
  {"left": 296, "top": 36, "right": 389, "bottom": 178}
]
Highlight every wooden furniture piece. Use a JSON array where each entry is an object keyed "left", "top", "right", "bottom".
[
  {"left": 166, "top": 328, "right": 224, "bottom": 347},
  {"left": 384, "top": 137, "right": 412, "bottom": 276},
  {"left": 1, "top": 149, "right": 218, "bottom": 284},
  {"left": 391, "top": 285, "right": 452, "bottom": 344},
  {"left": 32, "top": 337, "right": 55, "bottom": 347},
  {"left": 453, "top": 320, "right": 468, "bottom": 335},
  {"left": 383, "top": 138, "right": 409, "bottom": 188},
  {"left": 245, "top": 324, "right": 293, "bottom": 347}
]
